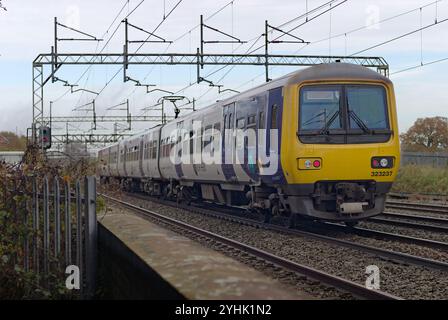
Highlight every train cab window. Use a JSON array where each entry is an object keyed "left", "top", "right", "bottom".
[
  {"left": 298, "top": 85, "right": 391, "bottom": 144},
  {"left": 346, "top": 86, "right": 389, "bottom": 130},
  {"left": 299, "top": 87, "right": 341, "bottom": 131}
]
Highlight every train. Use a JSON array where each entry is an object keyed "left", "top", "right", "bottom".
[{"left": 98, "top": 62, "right": 400, "bottom": 225}]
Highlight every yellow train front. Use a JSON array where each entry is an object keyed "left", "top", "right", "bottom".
[{"left": 278, "top": 63, "right": 400, "bottom": 222}]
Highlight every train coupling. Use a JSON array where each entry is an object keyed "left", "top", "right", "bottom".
[{"left": 335, "top": 182, "right": 371, "bottom": 214}]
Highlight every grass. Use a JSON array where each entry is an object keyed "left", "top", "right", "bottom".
[{"left": 392, "top": 165, "right": 448, "bottom": 195}]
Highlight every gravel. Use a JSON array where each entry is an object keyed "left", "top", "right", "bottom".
[{"left": 102, "top": 192, "right": 448, "bottom": 299}]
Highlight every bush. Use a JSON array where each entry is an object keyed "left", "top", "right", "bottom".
[{"left": 0, "top": 144, "right": 97, "bottom": 299}]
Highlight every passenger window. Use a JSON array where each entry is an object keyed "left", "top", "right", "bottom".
[
  {"left": 153, "top": 140, "right": 157, "bottom": 159},
  {"left": 259, "top": 111, "right": 265, "bottom": 129},
  {"left": 237, "top": 118, "right": 245, "bottom": 129},
  {"left": 271, "top": 105, "right": 278, "bottom": 129},
  {"left": 203, "top": 125, "right": 212, "bottom": 148},
  {"left": 189, "top": 131, "right": 194, "bottom": 155},
  {"left": 247, "top": 115, "right": 256, "bottom": 128}
]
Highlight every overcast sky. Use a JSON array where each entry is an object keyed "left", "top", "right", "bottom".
[{"left": 0, "top": 0, "right": 447, "bottom": 136}]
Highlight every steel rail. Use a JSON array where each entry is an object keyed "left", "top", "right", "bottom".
[
  {"left": 323, "top": 222, "right": 448, "bottom": 251},
  {"left": 369, "top": 215, "right": 448, "bottom": 233},
  {"left": 386, "top": 200, "right": 448, "bottom": 214},
  {"left": 110, "top": 192, "right": 448, "bottom": 271},
  {"left": 382, "top": 211, "right": 448, "bottom": 224},
  {"left": 101, "top": 193, "right": 402, "bottom": 300}
]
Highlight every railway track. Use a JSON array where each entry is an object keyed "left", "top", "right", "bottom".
[
  {"left": 385, "top": 200, "right": 448, "bottom": 214},
  {"left": 369, "top": 212, "right": 448, "bottom": 234},
  {"left": 102, "top": 191, "right": 448, "bottom": 271},
  {"left": 321, "top": 222, "right": 448, "bottom": 251},
  {"left": 101, "top": 193, "right": 402, "bottom": 300},
  {"left": 128, "top": 191, "right": 448, "bottom": 260}
]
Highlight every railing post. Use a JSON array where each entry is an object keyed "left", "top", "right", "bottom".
[
  {"left": 32, "top": 177, "right": 39, "bottom": 275},
  {"left": 24, "top": 194, "right": 30, "bottom": 272},
  {"left": 65, "top": 181, "right": 72, "bottom": 266},
  {"left": 43, "top": 177, "right": 50, "bottom": 276},
  {"left": 75, "top": 180, "right": 83, "bottom": 297},
  {"left": 54, "top": 177, "right": 61, "bottom": 257},
  {"left": 84, "top": 176, "right": 97, "bottom": 298}
]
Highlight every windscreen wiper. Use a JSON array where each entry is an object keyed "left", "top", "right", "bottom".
[
  {"left": 301, "top": 111, "right": 326, "bottom": 128},
  {"left": 319, "top": 110, "right": 340, "bottom": 135},
  {"left": 348, "top": 110, "right": 373, "bottom": 134}
]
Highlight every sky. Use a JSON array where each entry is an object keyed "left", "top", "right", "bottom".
[{"left": 0, "top": 0, "right": 447, "bottom": 138}]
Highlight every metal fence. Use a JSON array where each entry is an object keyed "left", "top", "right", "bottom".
[
  {"left": 2, "top": 175, "right": 97, "bottom": 299},
  {"left": 401, "top": 152, "right": 448, "bottom": 167}
]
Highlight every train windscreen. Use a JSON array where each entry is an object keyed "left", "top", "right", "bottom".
[{"left": 298, "top": 84, "right": 391, "bottom": 144}]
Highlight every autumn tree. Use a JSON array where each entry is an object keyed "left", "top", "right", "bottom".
[{"left": 400, "top": 117, "right": 448, "bottom": 152}]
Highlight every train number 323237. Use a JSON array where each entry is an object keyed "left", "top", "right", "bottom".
[{"left": 371, "top": 171, "right": 393, "bottom": 177}]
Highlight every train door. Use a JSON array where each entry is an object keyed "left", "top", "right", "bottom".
[
  {"left": 175, "top": 121, "right": 184, "bottom": 178},
  {"left": 264, "top": 87, "right": 285, "bottom": 183},
  {"left": 222, "top": 103, "right": 236, "bottom": 181},
  {"left": 256, "top": 94, "right": 267, "bottom": 180}
]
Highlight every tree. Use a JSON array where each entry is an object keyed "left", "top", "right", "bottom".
[{"left": 400, "top": 116, "right": 448, "bottom": 152}]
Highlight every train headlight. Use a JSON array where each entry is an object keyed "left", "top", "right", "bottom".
[
  {"left": 304, "top": 160, "right": 312, "bottom": 168},
  {"left": 371, "top": 156, "right": 394, "bottom": 169},
  {"left": 298, "top": 158, "right": 322, "bottom": 170}
]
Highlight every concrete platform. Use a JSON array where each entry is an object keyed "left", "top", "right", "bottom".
[{"left": 98, "top": 206, "right": 311, "bottom": 300}]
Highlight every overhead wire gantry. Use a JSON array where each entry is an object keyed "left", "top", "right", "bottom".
[{"left": 32, "top": 8, "right": 389, "bottom": 147}]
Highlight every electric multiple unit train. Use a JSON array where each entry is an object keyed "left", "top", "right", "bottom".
[{"left": 98, "top": 63, "right": 400, "bottom": 223}]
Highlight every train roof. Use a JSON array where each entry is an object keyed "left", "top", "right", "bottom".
[
  {"left": 98, "top": 63, "right": 391, "bottom": 151},
  {"left": 218, "top": 62, "right": 391, "bottom": 105}
]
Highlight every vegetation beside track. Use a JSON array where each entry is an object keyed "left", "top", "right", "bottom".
[
  {"left": 392, "top": 165, "right": 448, "bottom": 195},
  {"left": 0, "top": 144, "right": 98, "bottom": 299}
]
